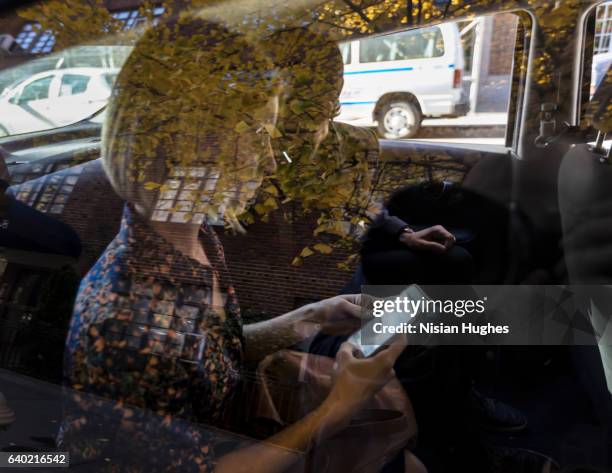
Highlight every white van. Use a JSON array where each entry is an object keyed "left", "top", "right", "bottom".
[{"left": 336, "top": 22, "right": 469, "bottom": 139}]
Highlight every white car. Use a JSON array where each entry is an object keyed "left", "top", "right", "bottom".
[
  {"left": 336, "top": 23, "right": 468, "bottom": 139},
  {"left": 0, "top": 67, "right": 117, "bottom": 137}
]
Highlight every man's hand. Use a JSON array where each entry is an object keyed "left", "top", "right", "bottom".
[{"left": 399, "top": 225, "right": 455, "bottom": 253}]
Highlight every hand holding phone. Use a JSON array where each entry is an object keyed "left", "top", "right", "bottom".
[{"left": 347, "top": 284, "right": 431, "bottom": 357}]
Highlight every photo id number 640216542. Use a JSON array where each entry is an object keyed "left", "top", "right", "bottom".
[{"left": 0, "top": 453, "right": 69, "bottom": 468}]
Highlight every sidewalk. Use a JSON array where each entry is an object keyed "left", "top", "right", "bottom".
[
  {"left": 336, "top": 112, "right": 508, "bottom": 132},
  {"left": 422, "top": 112, "right": 507, "bottom": 127}
]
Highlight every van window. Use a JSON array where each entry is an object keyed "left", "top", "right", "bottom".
[
  {"left": 339, "top": 42, "right": 351, "bottom": 65},
  {"left": 359, "top": 26, "right": 444, "bottom": 63}
]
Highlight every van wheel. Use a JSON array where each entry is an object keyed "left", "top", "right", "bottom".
[{"left": 377, "top": 101, "right": 421, "bottom": 139}]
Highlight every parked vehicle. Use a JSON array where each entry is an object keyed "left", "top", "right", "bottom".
[
  {"left": 0, "top": 67, "right": 117, "bottom": 137},
  {"left": 592, "top": 50, "right": 612, "bottom": 96},
  {"left": 336, "top": 22, "right": 468, "bottom": 139}
]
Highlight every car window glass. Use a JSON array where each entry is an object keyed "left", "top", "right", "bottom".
[
  {"left": 59, "top": 74, "right": 90, "bottom": 96},
  {"left": 583, "top": 1, "right": 611, "bottom": 150},
  {"left": 0, "top": 3, "right": 611, "bottom": 473},
  {"left": 591, "top": 1, "right": 612, "bottom": 98},
  {"left": 103, "top": 73, "right": 118, "bottom": 90},
  {"left": 339, "top": 42, "right": 350, "bottom": 65},
  {"left": 19, "top": 75, "right": 53, "bottom": 102},
  {"left": 359, "top": 26, "right": 444, "bottom": 63},
  {"left": 336, "top": 13, "right": 521, "bottom": 147}
]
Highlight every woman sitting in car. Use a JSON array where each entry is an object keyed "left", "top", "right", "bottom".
[{"left": 59, "top": 15, "right": 420, "bottom": 473}]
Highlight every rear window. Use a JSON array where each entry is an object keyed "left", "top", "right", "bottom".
[{"left": 359, "top": 26, "right": 444, "bottom": 63}]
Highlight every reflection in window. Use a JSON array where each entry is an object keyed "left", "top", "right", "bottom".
[
  {"left": 359, "top": 27, "right": 444, "bottom": 63},
  {"left": 14, "top": 7, "right": 165, "bottom": 55},
  {"left": 60, "top": 74, "right": 90, "bottom": 96},
  {"left": 111, "top": 7, "right": 166, "bottom": 31},
  {"left": 151, "top": 167, "right": 224, "bottom": 226},
  {"left": 20, "top": 75, "right": 53, "bottom": 102},
  {"left": 339, "top": 42, "right": 351, "bottom": 65},
  {"left": 103, "top": 73, "right": 118, "bottom": 90},
  {"left": 595, "top": 2, "right": 612, "bottom": 55},
  {"left": 9, "top": 272, "right": 43, "bottom": 307},
  {"left": 591, "top": 2, "right": 612, "bottom": 97},
  {"left": 15, "top": 23, "right": 55, "bottom": 54},
  {"left": 13, "top": 166, "right": 83, "bottom": 214}
]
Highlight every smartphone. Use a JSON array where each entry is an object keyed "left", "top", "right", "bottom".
[{"left": 347, "top": 284, "right": 431, "bottom": 357}]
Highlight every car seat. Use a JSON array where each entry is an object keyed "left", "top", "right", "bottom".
[{"left": 558, "top": 65, "right": 612, "bottom": 420}]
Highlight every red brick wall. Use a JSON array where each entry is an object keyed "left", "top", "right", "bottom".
[
  {"left": 217, "top": 206, "right": 355, "bottom": 318},
  {"left": 488, "top": 14, "right": 518, "bottom": 76},
  {"left": 9, "top": 158, "right": 354, "bottom": 318}
]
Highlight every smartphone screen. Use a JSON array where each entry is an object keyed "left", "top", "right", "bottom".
[{"left": 348, "top": 284, "right": 431, "bottom": 357}]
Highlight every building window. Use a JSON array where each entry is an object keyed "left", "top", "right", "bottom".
[
  {"left": 359, "top": 26, "right": 444, "bottom": 64},
  {"left": 15, "top": 6, "right": 165, "bottom": 55},
  {"left": 111, "top": 6, "right": 166, "bottom": 31},
  {"left": 595, "top": 2, "right": 612, "bottom": 55},
  {"left": 15, "top": 23, "right": 55, "bottom": 54}
]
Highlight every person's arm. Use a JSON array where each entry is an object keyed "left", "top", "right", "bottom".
[
  {"left": 373, "top": 208, "right": 411, "bottom": 238},
  {"left": 366, "top": 186, "right": 456, "bottom": 253},
  {"left": 216, "top": 342, "right": 404, "bottom": 473},
  {"left": 363, "top": 187, "right": 413, "bottom": 242},
  {"left": 242, "top": 295, "right": 364, "bottom": 362}
]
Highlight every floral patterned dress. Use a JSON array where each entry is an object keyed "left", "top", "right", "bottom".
[{"left": 59, "top": 203, "right": 243, "bottom": 472}]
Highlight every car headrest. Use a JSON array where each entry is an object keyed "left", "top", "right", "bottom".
[{"left": 587, "top": 63, "right": 612, "bottom": 134}]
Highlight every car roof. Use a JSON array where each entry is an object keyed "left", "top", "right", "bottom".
[
  {"left": 29, "top": 67, "right": 118, "bottom": 78},
  {"left": 9, "top": 67, "right": 119, "bottom": 88}
]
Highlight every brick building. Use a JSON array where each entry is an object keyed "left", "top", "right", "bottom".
[{"left": 458, "top": 13, "right": 518, "bottom": 114}]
